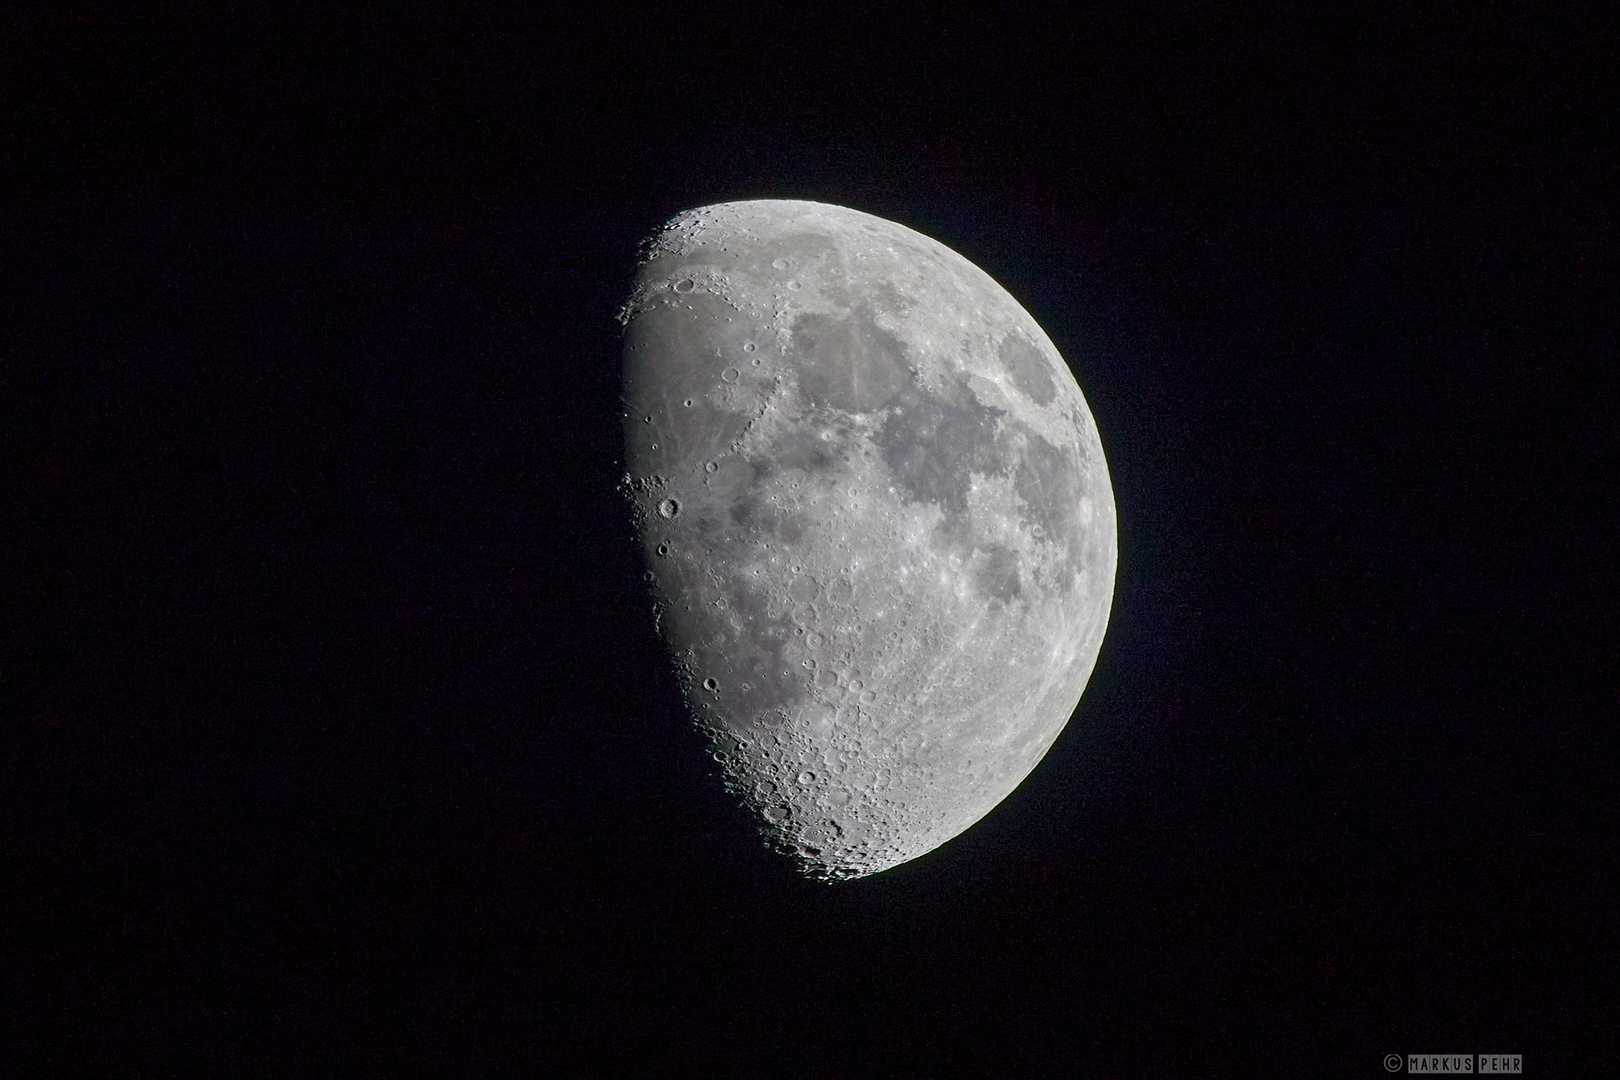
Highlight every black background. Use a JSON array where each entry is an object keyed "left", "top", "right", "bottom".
[{"left": 5, "top": 3, "right": 1615, "bottom": 1074}]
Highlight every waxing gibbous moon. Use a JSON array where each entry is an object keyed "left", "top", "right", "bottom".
[{"left": 619, "top": 200, "right": 1115, "bottom": 880}]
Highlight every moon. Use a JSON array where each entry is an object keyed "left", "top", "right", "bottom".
[{"left": 619, "top": 200, "right": 1115, "bottom": 880}]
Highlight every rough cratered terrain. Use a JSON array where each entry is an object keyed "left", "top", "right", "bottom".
[{"left": 620, "top": 200, "right": 1116, "bottom": 880}]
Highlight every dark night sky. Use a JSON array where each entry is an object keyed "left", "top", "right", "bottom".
[{"left": 5, "top": 3, "right": 1615, "bottom": 1074}]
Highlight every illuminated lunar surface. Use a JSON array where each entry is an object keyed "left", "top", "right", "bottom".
[{"left": 620, "top": 200, "right": 1115, "bottom": 880}]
